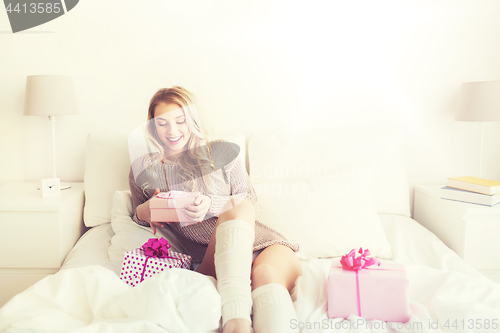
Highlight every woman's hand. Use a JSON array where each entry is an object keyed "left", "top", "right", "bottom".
[
  {"left": 136, "top": 188, "right": 168, "bottom": 235},
  {"left": 182, "top": 194, "right": 212, "bottom": 224}
]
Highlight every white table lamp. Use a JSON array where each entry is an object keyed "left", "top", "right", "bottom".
[
  {"left": 455, "top": 81, "right": 500, "bottom": 178},
  {"left": 23, "top": 75, "right": 80, "bottom": 190}
]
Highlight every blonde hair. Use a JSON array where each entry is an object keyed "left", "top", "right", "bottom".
[{"left": 143, "top": 86, "right": 215, "bottom": 192}]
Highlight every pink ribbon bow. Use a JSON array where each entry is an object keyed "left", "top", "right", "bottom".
[
  {"left": 339, "top": 248, "right": 381, "bottom": 317},
  {"left": 156, "top": 191, "right": 189, "bottom": 199},
  {"left": 141, "top": 237, "right": 172, "bottom": 258},
  {"left": 340, "top": 247, "right": 381, "bottom": 271}
]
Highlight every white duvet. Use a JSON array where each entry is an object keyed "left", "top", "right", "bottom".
[
  {"left": 1, "top": 214, "right": 500, "bottom": 333},
  {"left": 0, "top": 266, "right": 221, "bottom": 333}
]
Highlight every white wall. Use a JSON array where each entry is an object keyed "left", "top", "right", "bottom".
[{"left": 1, "top": 0, "right": 500, "bottom": 216}]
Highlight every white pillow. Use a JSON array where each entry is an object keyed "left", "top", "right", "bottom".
[
  {"left": 254, "top": 166, "right": 393, "bottom": 260},
  {"left": 248, "top": 125, "right": 410, "bottom": 217},
  {"left": 108, "top": 190, "right": 188, "bottom": 263},
  {"left": 84, "top": 130, "right": 246, "bottom": 227}
]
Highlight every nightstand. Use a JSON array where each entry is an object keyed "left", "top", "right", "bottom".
[
  {"left": 414, "top": 184, "right": 500, "bottom": 283},
  {"left": 0, "top": 182, "right": 86, "bottom": 307}
]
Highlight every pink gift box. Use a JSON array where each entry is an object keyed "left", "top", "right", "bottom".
[
  {"left": 150, "top": 191, "right": 199, "bottom": 224},
  {"left": 120, "top": 248, "right": 192, "bottom": 287},
  {"left": 328, "top": 262, "right": 410, "bottom": 322}
]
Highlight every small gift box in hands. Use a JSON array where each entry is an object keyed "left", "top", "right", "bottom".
[
  {"left": 120, "top": 237, "right": 192, "bottom": 287},
  {"left": 150, "top": 191, "right": 200, "bottom": 227},
  {"left": 327, "top": 248, "right": 410, "bottom": 322}
]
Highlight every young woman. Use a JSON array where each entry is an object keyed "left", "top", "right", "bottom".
[{"left": 128, "top": 86, "right": 302, "bottom": 333}]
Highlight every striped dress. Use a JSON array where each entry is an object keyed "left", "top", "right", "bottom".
[{"left": 129, "top": 140, "right": 299, "bottom": 264}]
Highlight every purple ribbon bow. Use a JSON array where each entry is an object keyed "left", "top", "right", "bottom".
[
  {"left": 141, "top": 237, "right": 172, "bottom": 258},
  {"left": 339, "top": 248, "right": 381, "bottom": 317},
  {"left": 139, "top": 237, "right": 178, "bottom": 282}
]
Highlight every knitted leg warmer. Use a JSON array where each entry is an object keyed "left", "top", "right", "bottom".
[
  {"left": 214, "top": 219, "right": 255, "bottom": 328},
  {"left": 251, "top": 283, "right": 297, "bottom": 333}
]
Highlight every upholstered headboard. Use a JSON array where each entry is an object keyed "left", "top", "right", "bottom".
[
  {"left": 248, "top": 125, "right": 410, "bottom": 217},
  {"left": 247, "top": 125, "right": 410, "bottom": 260}
]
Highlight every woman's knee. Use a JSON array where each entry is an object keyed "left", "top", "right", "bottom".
[
  {"left": 218, "top": 199, "right": 255, "bottom": 227},
  {"left": 251, "top": 263, "right": 277, "bottom": 290},
  {"left": 251, "top": 245, "right": 302, "bottom": 292}
]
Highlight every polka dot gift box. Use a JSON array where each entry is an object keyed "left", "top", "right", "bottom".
[{"left": 120, "top": 237, "right": 192, "bottom": 287}]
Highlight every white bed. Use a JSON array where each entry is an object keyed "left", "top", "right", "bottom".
[{"left": 1, "top": 126, "right": 499, "bottom": 333}]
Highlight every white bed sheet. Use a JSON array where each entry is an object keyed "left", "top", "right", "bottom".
[
  {"left": 61, "top": 223, "right": 121, "bottom": 274},
  {"left": 1, "top": 214, "right": 499, "bottom": 333},
  {"left": 61, "top": 214, "right": 488, "bottom": 278}
]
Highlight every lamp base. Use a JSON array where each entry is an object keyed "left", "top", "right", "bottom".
[{"left": 37, "top": 182, "right": 72, "bottom": 191}]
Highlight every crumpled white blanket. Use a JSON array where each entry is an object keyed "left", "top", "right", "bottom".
[{"left": 0, "top": 266, "right": 221, "bottom": 333}]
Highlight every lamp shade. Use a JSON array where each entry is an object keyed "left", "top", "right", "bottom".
[
  {"left": 455, "top": 81, "right": 500, "bottom": 122},
  {"left": 23, "top": 75, "right": 80, "bottom": 116}
]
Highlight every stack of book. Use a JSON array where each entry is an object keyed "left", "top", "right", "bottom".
[{"left": 441, "top": 176, "right": 500, "bottom": 207}]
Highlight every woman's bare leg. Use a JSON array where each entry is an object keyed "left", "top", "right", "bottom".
[
  {"left": 251, "top": 244, "right": 302, "bottom": 292},
  {"left": 250, "top": 244, "right": 302, "bottom": 333},
  {"left": 194, "top": 225, "right": 217, "bottom": 279}
]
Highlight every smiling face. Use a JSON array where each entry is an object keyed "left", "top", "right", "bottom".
[{"left": 153, "top": 103, "right": 191, "bottom": 159}]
